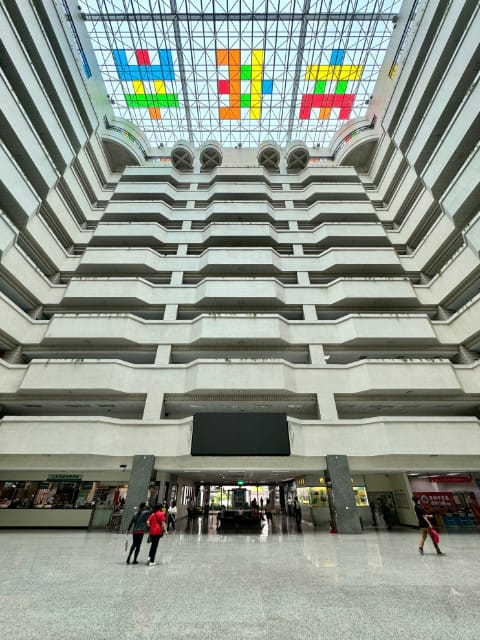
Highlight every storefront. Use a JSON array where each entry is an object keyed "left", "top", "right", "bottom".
[
  {"left": 0, "top": 475, "right": 129, "bottom": 529},
  {"left": 295, "top": 476, "right": 370, "bottom": 527},
  {"left": 409, "top": 474, "right": 480, "bottom": 530}
]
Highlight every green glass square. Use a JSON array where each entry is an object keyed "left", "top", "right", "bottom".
[
  {"left": 314, "top": 80, "right": 326, "bottom": 94},
  {"left": 241, "top": 65, "right": 252, "bottom": 80},
  {"left": 335, "top": 81, "right": 348, "bottom": 94},
  {"left": 240, "top": 93, "right": 251, "bottom": 107}
]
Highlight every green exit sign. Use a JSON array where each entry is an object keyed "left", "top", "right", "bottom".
[{"left": 237, "top": 480, "right": 244, "bottom": 485}]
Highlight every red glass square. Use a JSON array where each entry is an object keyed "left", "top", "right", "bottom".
[{"left": 218, "top": 80, "right": 230, "bottom": 94}]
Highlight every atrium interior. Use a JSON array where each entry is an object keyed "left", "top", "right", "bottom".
[{"left": 0, "top": 0, "right": 479, "bottom": 538}]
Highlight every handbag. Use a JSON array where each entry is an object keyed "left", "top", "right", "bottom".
[{"left": 430, "top": 527, "right": 440, "bottom": 545}]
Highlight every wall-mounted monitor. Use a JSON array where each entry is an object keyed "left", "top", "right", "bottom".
[{"left": 191, "top": 413, "right": 290, "bottom": 456}]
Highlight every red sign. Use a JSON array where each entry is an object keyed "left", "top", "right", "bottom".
[
  {"left": 413, "top": 492, "right": 457, "bottom": 512},
  {"left": 429, "top": 476, "right": 471, "bottom": 483}
]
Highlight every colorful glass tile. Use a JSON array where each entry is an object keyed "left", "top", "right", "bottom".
[
  {"left": 300, "top": 49, "right": 363, "bottom": 120},
  {"left": 113, "top": 48, "right": 178, "bottom": 120},
  {"left": 217, "top": 49, "right": 272, "bottom": 120}
]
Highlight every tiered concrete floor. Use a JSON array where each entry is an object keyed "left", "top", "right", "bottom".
[{"left": 1, "top": 517, "right": 479, "bottom": 639}]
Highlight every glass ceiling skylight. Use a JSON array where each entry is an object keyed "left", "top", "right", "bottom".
[{"left": 80, "top": 0, "right": 402, "bottom": 148}]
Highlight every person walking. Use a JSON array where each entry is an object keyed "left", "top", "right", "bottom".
[
  {"left": 126, "top": 502, "right": 151, "bottom": 565},
  {"left": 187, "top": 497, "right": 195, "bottom": 522},
  {"left": 167, "top": 500, "right": 177, "bottom": 531},
  {"left": 265, "top": 499, "right": 273, "bottom": 526},
  {"left": 293, "top": 496, "right": 302, "bottom": 525},
  {"left": 412, "top": 495, "right": 445, "bottom": 555},
  {"left": 146, "top": 504, "right": 167, "bottom": 566}
]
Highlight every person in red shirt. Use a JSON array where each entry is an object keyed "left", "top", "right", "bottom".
[{"left": 146, "top": 504, "right": 167, "bottom": 566}]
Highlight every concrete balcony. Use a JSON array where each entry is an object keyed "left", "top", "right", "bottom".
[
  {"left": 62, "top": 276, "right": 416, "bottom": 307},
  {"left": 398, "top": 214, "right": 457, "bottom": 272},
  {"left": 40, "top": 311, "right": 437, "bottom": 347},
  {"left": 0, "top": 144, "right": 41, "bottom": 226},
  {"left": 415, "top": 244, "right": 480, "bottom": 306},
  {"left": 420, "top": 81, "right": 480, "bottom": 197},
  {"left": 440, "top": 145, "right": 480, "bottom": 229},
  {"left": 103, "top": 199, "right": 378, "bottom": 226},
  {"left": 0, "top": 415, "right": 479, "bottom": 462},
  {"left": 77, "top": 246, "right": 402, "bottom": 275},
  {"left": 1, "top": 245, "right": 66, "bottom": 305},
  {"left": 113, "top": 180, "right": 368, "bottom": 204},
  {"left": 0, "top": 214, "right": 17, "bottom": 257},
  {"left": 93, "top": 220, "right": 386, "bottom": 245},
  {"left": 5, "top": 358, "right": 477, "bottom": 397},
  {"left": 1, "top": 72, "right": 59, "bottom": 196},
  {"left": 0, "top": 7, "right": 75, "bottom": 171},
  {"left": 384, "top": 189, "right": 436, "bottom": 243}
]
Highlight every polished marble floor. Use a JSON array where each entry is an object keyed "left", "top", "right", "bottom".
[{"left": 1, "top": 516, "right": 479, "bottom": 640}]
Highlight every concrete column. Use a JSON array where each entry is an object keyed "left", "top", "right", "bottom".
[
  {"left": 155, "top": 345, "right": 171, "bottom": 364},
  {"left": 163, "top": 304, "right": 178, "bottom": 320},
  {"left": 289, "top": 220, "right": 299, "bottom": 231},
  {"left": 303, "top": 304, "right": 317, "bottom": 321},
  {"left": 326, "top": 455, "right": 362, "bottom": 534},
  {"left": 170, "top": 271, "right": 183, "bottom": 285},
  {"left": 177, "top": 244, "right": 188, "bottom": 256},
  {"left": 309, "top": 344, "right": 326, "bottom": 364},
  {"left": 297, "top": 271, "right": 310, "bottom": 285},
  {"left": 143, "top": 392, "right": 165, "bottom": 420},
  {"left": 119, "top": 455, "right": 155, "bottom": 533},
  {"left": 316, "top": 392, "right": 338, "bottom": 419},
  {"left": 182, "top": 220, "right": 192, "bottom": 231},
  {"left": 293, "top": 244, "right": 304, "bottom": 256}
]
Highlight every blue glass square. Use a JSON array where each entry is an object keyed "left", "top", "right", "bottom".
[
  {"left": 330, "top": 49, "right": 345, "bottom": 65},
  {"left": 262, "top": 79, "right": 273, "bottom": 94}
]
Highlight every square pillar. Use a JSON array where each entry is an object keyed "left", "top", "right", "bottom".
[
  {"left": 170, "top": 271, "right": 183, "bottom": 285},
  {"left": 326, "top": 455, "right": 362, "bottom": 534},
  {"left": 155, "top": 344, "right": 171, "bottom": 364},
  {"left": 297, "top": 271, "right": 310, "bottom": 285},
  {"left": 143, "top": 392, "right": 165, "bottom": 420},
  {"left": 164, "top": 304, "right": 178, "bottom": 320},
  {"left": 119, "top": 455, "right": 155, "bottom": 533},
  {"left": 316, "top": 392, "right": 338, "bottom": 419},
  {"left": 303, "top": 304, "right": 317, "bottom": 321}
]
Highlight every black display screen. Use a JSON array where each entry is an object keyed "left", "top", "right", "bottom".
[{"left": 191, "top": 413, "right": 290, "bottom": 456}]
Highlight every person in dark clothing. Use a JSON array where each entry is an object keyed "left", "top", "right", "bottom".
[
  {"left": 412, "top": 495, "right": 445, "bottom": 555},
  {"left": 293, "top": 496, "right": 302, "bottom": 525},
  {"left": 265, "top": 499, "right": 273, "bottom": 525},
  {"left": 126, "top": 502, "right": 151, "bottom": 564}
]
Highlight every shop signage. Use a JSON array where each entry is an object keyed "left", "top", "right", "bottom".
[
  {"left": 46, "top": 474, "right": 82, "bottom": 482},
  {"left": 415, "top": 492, "right": 457, "bottom": 511},
  {"left": 429, "top": 475, "right": 471, "bottom": 483}
]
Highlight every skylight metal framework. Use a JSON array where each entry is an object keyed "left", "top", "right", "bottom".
[{"left": 80, "top": 0, "right": 402, "bottom": 148}]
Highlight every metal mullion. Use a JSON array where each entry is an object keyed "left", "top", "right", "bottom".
[
  {"left": 169, "top": 0, "right": 194, "bottom": 141},
  {"left": 286, "top": 0, "right": 310, "bottom": 143},
  {"left": 199, "top": 0, "right": 214, "bottom": 143}
]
